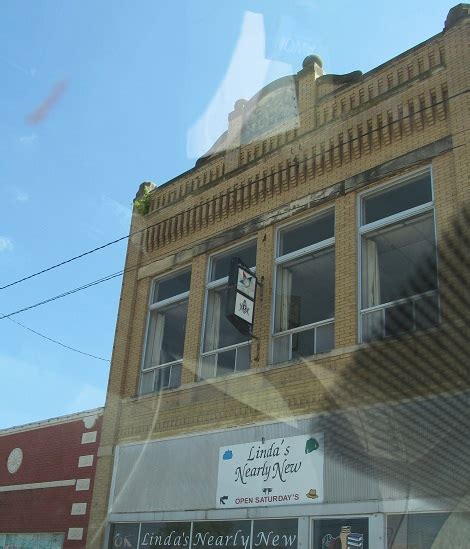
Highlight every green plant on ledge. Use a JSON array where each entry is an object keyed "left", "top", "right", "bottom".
[{"left": 133, "top": 186, "right": 152, "bottom": 215}]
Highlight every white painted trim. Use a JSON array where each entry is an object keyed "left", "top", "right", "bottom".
[
  {"left": 81, "top": 431, "right": 97, "bottom": 444},
  {"left": 0, "top": 479, "right": 76, "bottom": 492},
  {"left": 71, "top": 502, "right": 87, "bottom": 516},
  {"left": 275, "top": 237, "right": 335, "bottom": 265},
  {"left": 149, "top": 290, "right": 190, "bottom": 310},
  {"left": 67, "top": 527, "right": 84, "bottom": 541},
  {"left": 78, "top": 454, "right": 94, "bottom": 467},
  {"left": 75, "top": 478, "right": 91, "bottom": 491},
  {"left": 0, "top": 407, "right": 103, "bottom": 436}
]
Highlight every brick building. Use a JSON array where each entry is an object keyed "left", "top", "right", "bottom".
[
  {"left": 88, "top": 5, "right": 469, "bottom": 549},
  {"left": 0, "top": 408, "right": 103, "bottom": 548}
]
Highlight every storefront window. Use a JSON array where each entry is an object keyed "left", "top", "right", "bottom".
[
  {"left": 313, "top": 518, "right": 368, "bottom": 549},
  {"left": 109, "top": 519, "right": 298, "bottom": 549},
  {"left": 387, "top": 513, "right": 459, "bottom": 548},
  {"left": 110, "top": 523, "right": 140, "bottom": 548},
  {"left": 0, "top": 533, "right": 64, "bottom": 549}
]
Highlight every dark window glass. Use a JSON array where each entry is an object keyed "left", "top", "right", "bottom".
[
  {"left": 216, "top": 349, "right": 236, "bottom": 376},
  {"left": 363, "top": 174, "right": 432, "bottom": 225},
  {"left": 275, "top": 248, "right": 335, "bottom": 331},
  {"left": 154, "top": 270, "right": 191, "bottom": 302},
  {"left": 110, "top": 523, "right": 140, "bottom": 549},
  {"left": 253, "top": 519, "right": 298, "bottom": 549},
  {"left": 387, "top": 513, "right": 456, "bottom": 548},
  {"left": 192, "top": 521, "right": 251, "bottom": 549},
  {"left": 139, "top": 522, "right": 191, "bottom": 549},
  {"left": 204, "top": 287, "right": 250, "bottom": 351},
  {"left": 279, "top": 212, "right": 334, "bottom": 256},
  {"left": 361, "top": 214, "right": 437, "bottom": 308},
  {"left": 292, "top": 328, "right": 315, "bottom": 358},
  {"left": 211, "top": 243, "right": 257, "bottom": 281},
  {"left": 144, "top": 301, "right": 188, "bottom": 368}
]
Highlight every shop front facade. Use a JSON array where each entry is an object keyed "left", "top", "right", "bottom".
[
  {"left": 87, "top": 5, "right": 470, "bottom": 548},
  {"left": 105, "top": 388, "right": 470, "bottom": 549}
]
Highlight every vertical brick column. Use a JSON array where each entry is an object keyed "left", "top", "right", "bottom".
[
  {"left": 252, "top": 226, "right": 275, "bottom": 368},
  {"left": 181, "top": 254, "right": 207, "bottom": 384},
  {"left": 87, "top": 202, "right": 148, "bottom": 549},
  {"left": 334, "top": 192, "right": 358, "bottom": 348}
]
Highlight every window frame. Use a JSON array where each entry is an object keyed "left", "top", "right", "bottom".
[
  {"left": 357, "top": 167, "right": 439, "bottom": 343},
  {"left": 199, "top": 238, "right": 257, "bottom": 380},
  {"left": 271, "top": 207, "right": 336, "bottom": 364},
  {"left": 139, "top": 266, "right": 191, "bottom": 394}
]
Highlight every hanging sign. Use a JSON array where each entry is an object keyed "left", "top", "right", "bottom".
[
  {"left": 226, "top": 257, "right": 257, "bottom": 336},
  {"left": 216, "top": 434, "right": 324, "bottom": 508}
]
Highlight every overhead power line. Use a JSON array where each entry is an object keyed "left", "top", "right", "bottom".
[
  {"left": 4, "top": 314, "right": 110, "bottom": 362},
  {"left": 0, "top": 87, "right": 468, "bottom": 293}
]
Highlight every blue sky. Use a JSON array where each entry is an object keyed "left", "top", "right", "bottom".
[{"left": 0, "top": 0, "right": 453, "bottom": 428}]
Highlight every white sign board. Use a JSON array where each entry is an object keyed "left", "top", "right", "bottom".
[
  {"left": 216, "top": 434, "right": 323, "bottom": 508},
  {"left": 236, "top": 267, "right": 256, "bottom": 299},
  {"left": 234, "top": 292, "right": 254, "bottom": 324}
]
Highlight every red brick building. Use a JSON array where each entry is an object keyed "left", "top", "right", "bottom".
[{"left": 0, "top": 408, "right": 103, "bottom": 548}]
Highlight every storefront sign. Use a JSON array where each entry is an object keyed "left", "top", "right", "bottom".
[
  {"left": 226, "top": 257, "right": 257, "bottom": 336},
  {"left": 216, "top": 434, "right": 323, "bottom": 508},
  {"left": 110, "top": 520, "right": 298, "bottom": 549}
]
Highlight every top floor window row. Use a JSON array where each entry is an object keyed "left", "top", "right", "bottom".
[{"left": 139, "top": 169, "right": 439, "bottom": 395}]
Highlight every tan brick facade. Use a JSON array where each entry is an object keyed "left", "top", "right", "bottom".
[{"left": 87, "top": 7, "right": 470, "bottom": 547}]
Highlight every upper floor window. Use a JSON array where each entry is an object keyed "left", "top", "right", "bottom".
[
  {"left": 200, "top": 241, "right": 257, "bottom": 379},
  {"left": 359, "top": 171, "right": 439, "bottom": 342},
  {"left": 140, "top": 269, "right": 191, "bottom": 394},
  {"left": 272, "top": 211, "right": 335, "bottom": 364}
]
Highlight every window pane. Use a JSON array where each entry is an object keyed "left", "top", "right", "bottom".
[
  {"left": 145, "top": 301, "right": 188, "bottom": 368},
  {"left": 316, "top": 322, "right": 335, "bottom": 353},
  {"left": 275, "top": 248, "right": 335, "bottom": 332},
  {"left": 204, "top": 287, "right": 250, "bottom": 351},
  {"left": 363, "top": 173, "right": 432, "bottom": 225},
  {"left": 200, "top": 354, "right": 216, "bottom": 380},
  {"left": 292, "top": 328, "right": 315, "bottom": 359},
  {"left": 159, "top": 301, "right": 188, "bottom": 364},
  {"left": 211, "top": 242, "right": 257, "bottom": 281},
  {"left": 169, "top": 363, "right": 183, "bottom": 388},
  {"left": 153, "top": 270, "right": 191, "bottom": 302},
  {"left": 140, "top": 370, "right": 155, "bottom": 394},
  {"left": 272, "top": 334, "right": 290, "bottom": 364},
  {"left": 216, "top": 349, "right": 236, "bottom": 377},
  {"left": 279, "top": 212, "right": 334, "bottom": 256},
  {"left": 361, "top": 214, "right": 437, "bottom": 308},
  {"left": 387, "top": 513, "right": 452, "bottom": 549},
  {"left": 156, "top": 365, "right": 171, "bottom": 390},
  {"left": 385, "top": 301, "right": 414, "bottom": 336},
  {"left": 235, "top": 344, "right": 250, "bottom": 371},
  {"left": 362, "top": 309, "right": 384, "bottom": 342},
  {"left": 415, "top": 293, "right": 439, "bottom": 330}
]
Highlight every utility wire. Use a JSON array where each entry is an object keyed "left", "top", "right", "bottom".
[
  {"left": 0, "top": 139, "right": 467, "bottom": 322},
  {"left": 1, "top": 87, "right": 468, "bottom": 293},
  {"left": 5, "top": 314, "right": 110, "bottom": 362},
  {"left": 0, "top": 270, "right": 124, "bottom": 319}
]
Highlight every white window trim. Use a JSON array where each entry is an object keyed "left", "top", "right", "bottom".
[
  {"left": 357, "top": 167, "right": 439, "bottom": 343},
  {"left": 271, "top": 209, "right": 336, "bottom": 363},
  {"left": 199, "top": 239, "right": 257, "bottom": 380},
  {"left": 139, "top": 268, "right": 191, "bottom": 393}
]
